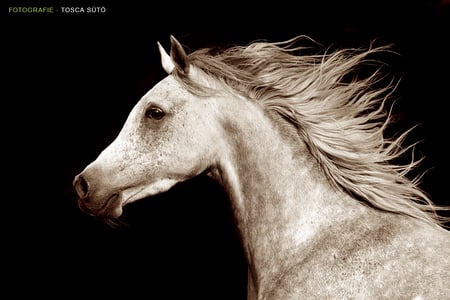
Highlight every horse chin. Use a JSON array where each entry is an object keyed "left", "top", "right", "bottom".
[
  {"left": 121, "top": 178, "right": 180, "bottom": 206},
  {"left": 78, "top": 192, "right": 124, "bottom": 219}
]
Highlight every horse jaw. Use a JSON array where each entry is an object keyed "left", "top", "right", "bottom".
[
  {"left": 101, "top": 178, "right": 178, "bottom": 218},
  {"left": 121, "top": 178, "right": 179, "bottom": 207}
]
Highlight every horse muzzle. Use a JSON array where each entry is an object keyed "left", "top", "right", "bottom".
[{"left": 73, "top": 173, "right": 124, "bottom": 218}]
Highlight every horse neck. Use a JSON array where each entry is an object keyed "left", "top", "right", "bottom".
[{"left": 209, "top": 100, "right": 363, "bottom": 294}]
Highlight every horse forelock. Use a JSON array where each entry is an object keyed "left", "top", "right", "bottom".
[{"left": 170, "top": 36, "right": 450, "bottom": 229}]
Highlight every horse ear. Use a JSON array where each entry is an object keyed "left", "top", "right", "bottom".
[
  {"left": 169, "top": 35, "right": 190, "bottom": 74},
  {"left": 157, "top": 41, "right": 175, "bottom": 74}
]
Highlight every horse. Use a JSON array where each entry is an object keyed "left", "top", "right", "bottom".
[{"left": 73, "top": 35, "right": 450, "bottom": 299}]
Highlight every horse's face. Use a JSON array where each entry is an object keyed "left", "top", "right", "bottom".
[
  {"left": 74, "top": 74, "right": 221, "bottom": 218},
  {"left": 73, "top": 36, "right": 227, "bottom": 218}
]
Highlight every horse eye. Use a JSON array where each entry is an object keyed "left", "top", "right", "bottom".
[{"left": 145, "top": 106, "right": 165, "bottom": 120}]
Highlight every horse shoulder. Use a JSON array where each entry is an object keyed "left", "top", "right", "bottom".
[{"left": 264, "top": 213, "right": 450, "bottom": 299}]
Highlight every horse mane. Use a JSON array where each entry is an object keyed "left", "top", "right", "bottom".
[{"left": 171, "top": 35, "right": 450, "bottom": 228}]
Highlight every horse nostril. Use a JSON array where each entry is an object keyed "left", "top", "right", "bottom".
[{"left": 74, "top": 174, "right": 89, "bottom": 199}]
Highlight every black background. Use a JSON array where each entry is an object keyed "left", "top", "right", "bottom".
[{"left": 5, "top": 1, "right": 450, "bottom": 299}]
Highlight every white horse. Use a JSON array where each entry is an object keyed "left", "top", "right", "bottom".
[{"left": 74, "top": 35, "right": 450, "bottom": 299}]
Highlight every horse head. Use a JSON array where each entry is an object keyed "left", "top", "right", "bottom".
[{"left": 73, "top": 36, "right": 222, "bottom": 219}]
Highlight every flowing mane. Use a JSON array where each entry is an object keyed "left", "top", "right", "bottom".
[
  {"left": 171, "top": 36, "right": 449, "bottom": 228},
  {"left": 74, "top": 35, "right": 450, "bottom": 298}
]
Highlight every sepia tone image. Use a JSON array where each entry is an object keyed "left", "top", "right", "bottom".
[{"left": 6, "top": 1, "right": 450, "bottom": 299}]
